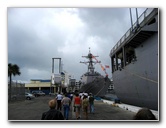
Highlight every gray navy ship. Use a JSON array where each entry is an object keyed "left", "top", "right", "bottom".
[
  {"left": 110, "top": 8, "right": 158, "bottom": 110},
  {"left": 80, "top": 48, "right": 111, "bottom": 97}
]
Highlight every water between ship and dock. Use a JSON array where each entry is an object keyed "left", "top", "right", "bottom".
[{"left": 8, "top": 95, "right": 158, "bottom": 121}]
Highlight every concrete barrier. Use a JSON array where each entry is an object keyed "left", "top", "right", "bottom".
[{"left": 102, "top": 99, "right": 158, "bottom": 119}]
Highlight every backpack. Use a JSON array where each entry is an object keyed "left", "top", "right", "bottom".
[
  {"left": 83, "top": 99, "right": 88, "bottom": 107},
  {"left": 89, "top": 96, "right": 94, "bottom": 103}
]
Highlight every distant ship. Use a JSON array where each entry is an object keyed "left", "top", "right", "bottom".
[
  {"left": 110, "top": 8, "right": 158, "bottom": 110},
  {"left": 79, "top": 48, "right": 111, "bottom": 97}
]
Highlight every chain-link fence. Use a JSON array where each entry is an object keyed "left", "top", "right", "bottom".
[{"left": 8, "top": 81, "right": 25, "bottom": 102}]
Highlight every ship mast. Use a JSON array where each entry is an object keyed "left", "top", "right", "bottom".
[{"left": 80, "top": 48, "right": 101, "bottom": 74}]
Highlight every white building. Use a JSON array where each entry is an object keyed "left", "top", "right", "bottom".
[
  {"left": 25, "top": 71, "right": 72, "bottom": 94},
  {"left": 63, "top": 71, "right": 71, "bottom": 88}
]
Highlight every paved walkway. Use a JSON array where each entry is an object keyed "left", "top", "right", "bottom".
[
  {"left": 70, "top": 100, "right": 135, "bottom": 120},
  {"left": 8, "top": 96, "right": 136, "bottom": 121}
]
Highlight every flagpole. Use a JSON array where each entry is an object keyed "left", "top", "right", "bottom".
[{"left": 109, "top": 60, "right": 112, "bottom": 79}]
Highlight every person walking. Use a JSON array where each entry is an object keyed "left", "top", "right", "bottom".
[
  {"left": 82, "top": 95, "right": 89, "bottom": 120},
  {"left": 70, "top": 93, "right": 73, "bottom": 101},
  {"left": 56, "top": 92, "right": 63, "bottom": 111},
  {"left": 73, "top": 93, "right": 81, "bottom": 119},
  {"left": 41, "top": 99, "right": 64, "bottom": 120},
  {"left": 61, "top": 93, "right": 71, "bottom": 120},
  {"left": 89, "top": 93, "right": 94, "bottom": 114}
]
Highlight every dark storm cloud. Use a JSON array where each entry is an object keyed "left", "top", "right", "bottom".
[
  {"left": 78, "top": 8, "right": 130, "bottom": 42},
  {"left": 76, "top": 8, "right": 133, "bottom": 74},
  {"left": 8, "top": 8, "right": 147, "bottom": 83},
  {"left": 8, "top": 8, "right": 67, "bottom": 81},
  {"left": 76, "top": 8, "right": 147, "bottom": 67}
]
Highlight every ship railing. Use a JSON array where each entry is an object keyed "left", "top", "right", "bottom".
[{"left": 110, "top": 8, "right": 155, "bottom": 56}]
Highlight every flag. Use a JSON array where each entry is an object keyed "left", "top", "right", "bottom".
[
  {"left": 105, "top": 65, "right": 110, "bottom": 68},
  {"left": 101, "top": 65, "right": 105, "bottom": 71}
]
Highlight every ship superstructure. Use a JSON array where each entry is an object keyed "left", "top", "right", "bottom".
[{"left": 80, "top": 48, "right": 110, "bottom": 97}]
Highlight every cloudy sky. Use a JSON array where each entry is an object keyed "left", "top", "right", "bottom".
[{"left": 8, "top": 7, "right": 147, "bottom": 83}]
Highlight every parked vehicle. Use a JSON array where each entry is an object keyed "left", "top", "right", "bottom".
[
  {"left": 11, "top": 94, "right": 23, "bottom": 100},
  {"left": 32, "top": 90, "right": 45, "bottom": 97},
  {"left": 25, "top": 92, "right": 35, "bottom": 100},
  {"left": 49, "top": 92, "right": 57, "bottom": 97}
]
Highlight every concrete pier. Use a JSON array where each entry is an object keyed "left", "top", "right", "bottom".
[
  {"left": 70, "top": 100, "right": 135, "bottom": 120},
  {"left": 8, "top": 96, "right": 146, "bottom": 121}
]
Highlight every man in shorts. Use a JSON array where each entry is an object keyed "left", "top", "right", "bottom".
[{"left": 74, "top": 93, "right": 81, "bottom": 119}]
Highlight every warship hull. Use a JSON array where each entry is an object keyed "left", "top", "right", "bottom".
[
  {"left": 110, "top": 8, "right": 158, "bottom": 110},
  {"left": 80, "top": 76, "right": 111, "bottom": 97}
]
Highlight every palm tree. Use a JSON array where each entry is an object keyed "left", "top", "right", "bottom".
[{"left": 8, "top": 63, "right": 21, "bottom": 101}]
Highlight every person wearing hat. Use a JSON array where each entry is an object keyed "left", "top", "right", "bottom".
[{"left": 41, "top": 99, "right": 64, "bottom": 120}]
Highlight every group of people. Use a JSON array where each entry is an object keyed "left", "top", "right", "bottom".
[
  {"left": 41, "top": 92, "right": 157, "bottom": 120},
  {"left": 74, "top": 93, "right": 95, "bottom": 120},
  {"left": 41, "top": 92, "right": 95, "bottom": 120}
]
